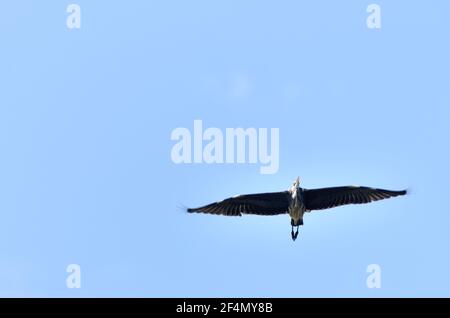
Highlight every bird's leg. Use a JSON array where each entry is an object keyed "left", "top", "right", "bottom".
[
  {"left": 293, "top": 226, "right": 299, "bottom": 240},
  {"left": 291, "top": 226, "right": 296, "bottom": 241}
]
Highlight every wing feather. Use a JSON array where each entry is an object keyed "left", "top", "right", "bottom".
[
  {"left": 304, "top": 186, "right": 407, "bottom": 211},
  {"left": 188, "top": 191, "right": 290, "bottom": 216}
]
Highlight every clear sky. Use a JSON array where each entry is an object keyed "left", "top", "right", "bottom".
[{"left": 0, "top": 1, "right": 449, "bottom": 297}]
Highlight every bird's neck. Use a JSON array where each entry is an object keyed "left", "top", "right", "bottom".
[{"left": 291, "top": 187, "right": 298, "bottom": 199}]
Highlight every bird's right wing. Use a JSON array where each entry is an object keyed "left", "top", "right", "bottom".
[
  {"left": 187, "top": 191, "right": 291, "bottom": 216},
  {"left": 303, "top": 186, "right": 407, "bottom": 211}
]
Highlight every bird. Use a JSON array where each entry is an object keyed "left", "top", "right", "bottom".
[{"left": 187, "top": 177, "right": 407, "bottom": 240}]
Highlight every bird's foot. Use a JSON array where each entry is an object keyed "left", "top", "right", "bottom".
[{"left": 291, "top": 229, "right": 299, "bottom": 241}]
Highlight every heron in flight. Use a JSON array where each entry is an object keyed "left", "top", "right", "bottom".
[{"left": 187, "top": 177, "right": 407, "bottom": 240}]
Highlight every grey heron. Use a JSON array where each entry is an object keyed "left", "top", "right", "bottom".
[{"left": 187, "top": 177, "right": 407, "bottom": 240}]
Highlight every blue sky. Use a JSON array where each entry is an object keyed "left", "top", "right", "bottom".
[{"left": 0, "top": 1, "right": 449, "bottom": 297}]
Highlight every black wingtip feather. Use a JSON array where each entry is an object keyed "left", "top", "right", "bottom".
[
  {"left": 187, "top": 207, "right": 203, "bottom": 213},
  {"left": 393, "top": 189, "right": 408, "bottom": 196}
]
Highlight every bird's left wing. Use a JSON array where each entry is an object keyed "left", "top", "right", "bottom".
[
  {"left": 303, "top": 186, "right": 407, "bottom": 211},
  {"left": 187, "top": 191, "right": 291, "bottom": 216}
]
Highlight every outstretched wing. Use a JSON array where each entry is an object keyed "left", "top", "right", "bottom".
[
  {"left": 303, "top": 186, "right": 407, "bottom": 211},
  {"left": 187, "top": 191, "right": 291, "bottom": 216}
]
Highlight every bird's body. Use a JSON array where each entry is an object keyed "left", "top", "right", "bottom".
[
  {"left": 288, "top": 178, "right": 304, "bottom": 223},
  {"left": 187, "top": 177, "right": 407, "bottom": 240}
]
